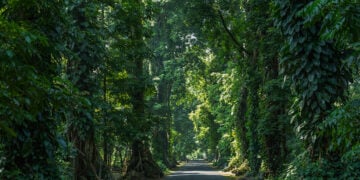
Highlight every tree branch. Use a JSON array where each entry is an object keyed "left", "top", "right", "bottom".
[{"left": 218, "top": 10, "right": 250, "bottom": 56}]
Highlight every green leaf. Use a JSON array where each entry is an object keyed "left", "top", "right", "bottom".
[
  {"left": 6, "top": 50, "right": 14, "bottom": 58},
  {"left": 308, "top": 73, "right": 315, "bottom": 82},
  {"left": 24, "top": 98, "right": 31, "bottom": 105},
  {"left": 13, "top": 99, "right": 20, "bottom": 106},
  {"left": 311, "top": 101, "right": 317, "bottom": 110},
  {"left": 325, "top": 86, "right": 336, "bottom": 95},
  {"left": 25, "top": 36, "right": 32, "bottom": 43},
  {"left": 314, "top": 45, "right": 322, "bottom": 53},
  {"left": 0, "top": 122, "right": 17, "bottom": 137}
]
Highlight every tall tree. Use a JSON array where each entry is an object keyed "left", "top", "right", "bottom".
[
  {"left": 66, "top": 1, "right": 112, "bottom": 179},
  {"left": 0, "top": 1, "right": 67, "bottom": 178},
  {"left": 124, "top": 0, "right": 163, "bottom": 179},
  {"left": 150, "top": 1, "right": 175, "bottom": 168}
]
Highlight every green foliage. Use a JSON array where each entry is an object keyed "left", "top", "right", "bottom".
[
  {"left": 189, "top": 103, "right": 220, "bottom": 160},
  {"left": 341, "top": 145, "right": 360, "bottom": 179},
  {"left": 1, "top": 0, "right": 358, "bottom": 179},
  {"left": 259, "top": 79, "right": 292, "bottom": 176},
  {"left": 0, "top": 0, "right": 69, "bottom": 177},
  {"left": 276, "top": 1, "right": 359, "bottom": 178},
  {"left": 214, "top": 134, "right": 233, "bottom": 167},
  {"left": 299, "top": 0, "right": 360, "bottom": 43},
  {"left": 284, "top": 145, "right": 360, "bottom": 180},
  {"left": 224, "top": 156, "right": 243, "bottom": 172},
  {"left": 275, "top": 0, "right": 352, "bottom": 156},
  {"left": 284, "top": 152, "right": 338, "bottom": 179},
  {"left": 226, "top": 157, "right": 250, "bottom": 177},
  {"left": 156, "top": 160, "right": 169, "bottom": 172},
  {"left": 172, "top": 107, "right": 197, "bottom": 161},
  {"left": 320, "top": 99, "right": 360, "bottom": 153}
]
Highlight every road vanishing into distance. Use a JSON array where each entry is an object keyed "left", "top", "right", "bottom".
[{"left": 164, "top": 160, "right": 228, "bottom": 180}]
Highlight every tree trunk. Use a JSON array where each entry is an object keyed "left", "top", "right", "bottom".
[
  {"left": 235, "top": 87, "right": 249, "bottom": 159},
  {"left": 125, "top": 141, "right": 164, "bottom": 179},
  {"left": 152, "top": 80, "right": 174, "bottom": 168},
  {"left": 69, "top": 123, "right": 113, "bottom": 180}
]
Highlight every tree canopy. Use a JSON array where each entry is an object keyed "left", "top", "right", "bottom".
[{"left": 1, "top": 0, "right": 359, "bottom": 179}]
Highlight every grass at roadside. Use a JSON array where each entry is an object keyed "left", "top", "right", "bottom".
[{"left": 163, "top": 161, "right": 186, "bottom": 176}]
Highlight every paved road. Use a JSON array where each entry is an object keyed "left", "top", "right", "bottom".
[{"left": 164, "top": 160, "right": 228, "bottom": 180}]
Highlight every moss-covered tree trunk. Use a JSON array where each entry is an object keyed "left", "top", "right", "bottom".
[
  {"left": 152, "top": 64, "right": 174, "bottom": 168},
  {"left": 235, "top": 87, "right": 249, "bottom": 159},
  {"left": 261, "top": 56, "right": 291, "bottom": 176},
  {"left": 153, "top": 81, "right": 175, "bottom": 168},
  {"left": 247, "top": 64, "right": 261, "bottom": 176}
]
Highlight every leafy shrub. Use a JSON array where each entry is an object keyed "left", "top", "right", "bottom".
[
  {"left": 232, "top": 160, "right": 250, "bottom": 176},
  {"left": 283, "top": 99, "right": 360, "bottom": 179},
  {"left": 340, "top": 144, "right": 360, "bottom": 179},
  {"left": 156, "top": 160, "right": 169, "bottom": 172},
  {"left": 224, "top": 156, "right": 242, "bottom": 172}
]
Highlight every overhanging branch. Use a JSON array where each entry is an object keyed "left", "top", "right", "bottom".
[{"left": 218, "top": 10, "right": 250, "bottom": 56}]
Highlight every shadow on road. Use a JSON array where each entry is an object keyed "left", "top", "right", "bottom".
[{"left": 164, "top": 160, "right": 227, "bottom": 180}]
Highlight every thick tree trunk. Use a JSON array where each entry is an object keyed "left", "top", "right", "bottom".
[
  {"left": 246, "top": 50, "right": 262, "bottom": 176},
  {"left": 153, "top": 128, "right": 172, "bottom": 166},
  {"left": 69, "top": 124, "right": 113, "bottom": 180},
  {"left": 235, "top": 87, "right": 249, "bottom": 159},
  {"left": 261, "top": 56, "right": 290, "bottom": 176},
  {"left": 152, "top": 80, "right": 175, "bottom": 168},
  {"left": 125, "top": 140, "right": 164, "bottom": 179},
  {"left": 208, "top": 113, "right": 221, "bottom": 161}
]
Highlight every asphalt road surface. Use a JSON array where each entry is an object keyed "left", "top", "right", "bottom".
[{"left": 164, "top": 160, "right": 228, "bottom": 180}]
